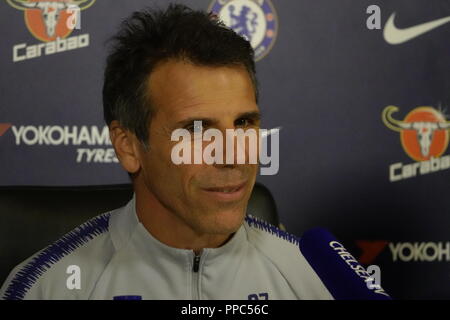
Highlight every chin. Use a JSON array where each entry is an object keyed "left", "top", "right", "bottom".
[{"left": 196, "top": 206, "right": 246, "bottom": 235}]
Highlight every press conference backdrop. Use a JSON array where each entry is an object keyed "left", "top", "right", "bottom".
[{"left": 1, "top": 0, "right": 449, "bottom": 299}]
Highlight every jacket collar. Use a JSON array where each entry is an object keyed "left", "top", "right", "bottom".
[{"left": 109, "top": 194, "right": 247, "bottom": 264}]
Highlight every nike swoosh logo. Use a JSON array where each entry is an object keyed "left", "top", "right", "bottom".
[{"left": 383, "top": 12, "right": 450, "bottom": 45}]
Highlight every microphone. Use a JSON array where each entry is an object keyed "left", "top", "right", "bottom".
[{"left": 299, "top": 227, "right": 391, "bottom": 300}]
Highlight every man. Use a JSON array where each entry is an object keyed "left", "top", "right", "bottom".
[{"left": 0, "top": 4, "right": 333, "bottom": 300}]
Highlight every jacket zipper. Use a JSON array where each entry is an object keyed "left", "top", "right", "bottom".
[
  {"left": 192, "top": 254, "right": 201, "bottom": 299},
  {"left": 193, "top": 255, "right": 200, "bottom": 272}
]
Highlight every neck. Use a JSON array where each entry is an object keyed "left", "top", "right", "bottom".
[{"left": 134, "top": 181, "right": 232, "bottom": 254}]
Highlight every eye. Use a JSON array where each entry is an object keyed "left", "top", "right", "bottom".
[
  {"left": 184, "top": 121, "right": 203, "bottom": 133},
  {"left": 235, "top": 117, "right": 253, "bottom": 128}
]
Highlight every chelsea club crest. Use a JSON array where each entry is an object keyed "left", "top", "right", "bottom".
[{"left": 208, "top": 0, "right": 278, "bottom": 61}]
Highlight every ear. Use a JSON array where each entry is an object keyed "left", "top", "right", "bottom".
[{"left": 109, "top": 120, "right": 141, "bottom": 174}]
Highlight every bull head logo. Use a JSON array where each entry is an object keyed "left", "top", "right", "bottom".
[
  {"left": 382, "top": 105, "right": 450, "bottom": 161},
  {"left": 7, "top": 0, "right": 95, "bottom": 41}
]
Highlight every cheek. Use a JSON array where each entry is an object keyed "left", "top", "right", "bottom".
[
  {"left": 175, "top": 164, "right": 203, "bottom": 195},
  {"left": 151, "top": 151, "right": 199, "bottom": 199}
]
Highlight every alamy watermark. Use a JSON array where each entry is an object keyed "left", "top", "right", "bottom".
[{"left": 170, "top": 121, "right": 280, "bottom": 175}]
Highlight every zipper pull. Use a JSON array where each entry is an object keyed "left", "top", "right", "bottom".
[{"left": 193, "top": 255, "right": 200, "bottom": 272}]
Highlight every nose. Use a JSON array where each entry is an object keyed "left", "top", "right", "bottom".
[{"left": 211, "top": 126, "right": 257, "bottom": 168}]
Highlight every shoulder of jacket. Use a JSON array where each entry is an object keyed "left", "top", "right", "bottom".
[
  {"left": 244, "top": 215, "right": 301, "bottom": 254},
  {"left": 243, "top": 215, "right": 334, "bottom": 299},
  {"left": 1, "top": 211, "right": 115, "bottom": 300}
]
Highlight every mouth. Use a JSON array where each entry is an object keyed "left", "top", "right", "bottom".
[{"left": 201, "top": 181, "right": 247, "bottom": 202}]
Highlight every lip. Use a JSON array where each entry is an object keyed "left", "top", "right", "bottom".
[{"left": 201, "top": 181, "right": 247, "bottom": 202}]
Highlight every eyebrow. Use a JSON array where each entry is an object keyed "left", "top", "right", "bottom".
[
  {"left": 238, "top": 111, "right": 261, "bottom": 122},
  {"left": 174, "top": 111, "right": 261, "bottom": 128}
]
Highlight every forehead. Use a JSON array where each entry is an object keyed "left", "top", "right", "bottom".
[{"left": 147, "top": 59, "right": 257, "bottom": 120}]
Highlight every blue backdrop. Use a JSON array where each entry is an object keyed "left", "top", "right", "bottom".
[{"left": 1, "top": 0, "right": 449, "bottom": 299}]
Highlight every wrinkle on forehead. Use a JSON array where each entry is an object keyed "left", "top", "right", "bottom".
[{"left": 147, "top": 59, "right": 256, "bottom": 117}]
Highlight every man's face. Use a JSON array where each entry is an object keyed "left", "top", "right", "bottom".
[{"left": 137, "top": 59, "right": 260, "bottom": 236}]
